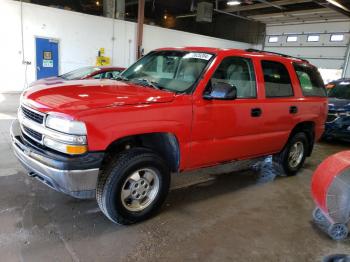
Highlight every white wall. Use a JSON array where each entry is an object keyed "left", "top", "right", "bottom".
[
  {"left": 265, "top": 21, "right": 350, "bottom": 69},
  {"left": 143, "top": 24, "right": 252, "bottom": 54},
  {"left": 0, "top": 0, "right": 253, "bottom": 92},
  {"left": 0, "top": 0, "right": 136, "bottom": 92}
]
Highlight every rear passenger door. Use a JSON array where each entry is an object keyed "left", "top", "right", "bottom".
[{"left": 256, "top": 59, "right": 299, "bottom": 153}]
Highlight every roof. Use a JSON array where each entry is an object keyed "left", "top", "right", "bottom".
[
  {"left": 155, "top": 46, "right": 309, "bottom": 63},
  {"left": 96, "top": 66, "right": 125, "bottom": 70}
]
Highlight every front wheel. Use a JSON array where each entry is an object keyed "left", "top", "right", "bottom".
[
  {"left": 96, "top": 148, "right": 170, "bottom": 224},
  {"left": 273, "top": 132, "right": 308, "bottom": 176}
]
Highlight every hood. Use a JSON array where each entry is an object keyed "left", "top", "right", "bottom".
[
  {"left": 328, "top": 97, "right": 350, "bottom": 112},
  {"left": 29, "top": 76, "right": 66, "bottom": 87},
  {"left": 22, "top": 79, "right": 176, "bottom": 114}
]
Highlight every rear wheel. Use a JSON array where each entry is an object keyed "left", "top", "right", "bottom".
[
  {"left": 96, "top": 148, "right": 170, "bottom": 224},
  {"left": 273, "top": 132, "right": 309, "bottom": 176},
  {"left": 328, "top": 223, "right": 348, "bottom": 241}
]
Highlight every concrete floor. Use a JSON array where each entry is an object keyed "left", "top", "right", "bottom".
[{"left": 0, "top": 93, "right": 350, "bottom": 262}]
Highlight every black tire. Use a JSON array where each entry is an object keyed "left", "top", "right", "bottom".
[
  {"left": 328, "top": 223, "right": 348, "bottom": 241},
  {"left": 273, "top": 132, "right": 309, "bottom": 176},
  {"left": 96, "top": 147, "right": 170, "bottom": 224},
  {"left": 312, "top": 207, "right": 327, "bottom": 224}
]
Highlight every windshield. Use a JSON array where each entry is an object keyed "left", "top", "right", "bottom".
[
  {"left": 60, "top": 67, "right": 101, "bottom": 80},
  {"left": 120, "top": 50, "right": 213, "bottom": 93},
  {"left": 328, "top": 83, "right": 350, "bottom": 100}
]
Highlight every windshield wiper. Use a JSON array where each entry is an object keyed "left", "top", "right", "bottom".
[{"left": 133, "top": 78, "right": 161, "bottom": 90}]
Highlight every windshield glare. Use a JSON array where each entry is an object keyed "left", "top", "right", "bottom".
[
  {"left": 120, "top": 51, "right": 213, "bottom": 93},
  {"left": 60, "top": 67, "right": 101, "bottom": 80},
  {"left": 328, "top": 84, "right": 350, "bottom": 100}
]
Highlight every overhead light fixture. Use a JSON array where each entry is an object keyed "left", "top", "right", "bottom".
[
  {"left": 96, "top": 1, "right": 100, "bottom": 6},
  {"left": 326, "top": 0, "right": 350, "bottom": 12},
  {"left": 227, "top": 1, "right": 241, "bottom": 6}
]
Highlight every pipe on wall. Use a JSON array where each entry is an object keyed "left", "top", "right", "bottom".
[{"left": 136, "top": 0, "right": 145, "bottom": 59}]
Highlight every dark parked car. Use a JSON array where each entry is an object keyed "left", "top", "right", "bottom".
[
  {"left": 324, "top": 79, "right": 350, "bottom": 141},
  {"left": 29, "top": 66, "right": 125, "bottom": 87},
  {"left": 325, "top": 78, "right": 350, "bottom": 93}
]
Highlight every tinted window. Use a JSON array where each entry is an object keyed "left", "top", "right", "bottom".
[
  {"left": 262, "top": 61, "right": 293, "bottom": 97},
  {"left": 293, "top": 63, "right": 326, "bottom": 97},
  {"left": 92, "top": 73, "right": 104, "bottom": 79},
  {"left": 211, "top": 57, "right": 256, "bottom": 98},
  {"left": 102, "top": 70, "right": 121, "bottom": 79}
]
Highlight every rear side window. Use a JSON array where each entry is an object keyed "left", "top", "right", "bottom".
[
  {"left": 262, "top": 60, "right": 294, "bottom": 97},
  {"left": 293, "top": 63, "right": 326, "bottom": 97}
]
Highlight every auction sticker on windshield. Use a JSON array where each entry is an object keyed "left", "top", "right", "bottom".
[{"left": 184, "top": 53, "right": 213, "bottom": 60}]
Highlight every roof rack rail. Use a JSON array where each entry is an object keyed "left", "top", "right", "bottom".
[{"left": 245, "top": 48, "right": 309, "bottom": 63}]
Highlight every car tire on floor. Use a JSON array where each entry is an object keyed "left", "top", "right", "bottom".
[
  {"left": 96, "top": 147, "right": 171, "bottom": 224},
  {"left": 273, "top": 132, "right": 309, "bottom": 176}
]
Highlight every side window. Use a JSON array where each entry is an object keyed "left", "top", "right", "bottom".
[
  {"left": 211, "top": 57, "right": 256, "bottom": 98},
  {"left": 111, "top": 71, "right": 121, "bottom": 78},
  {"left": 293, "top": 63, "right": 326, "bottom": 97},
  {"left": 103, "top": 71, "right": 118, "bottom": 79},
  {"left": 92, "top": 73, "right": 104, "bottom": 79},
  {"left": 262, "top": 60, "right": 293, "bottom": 98}
]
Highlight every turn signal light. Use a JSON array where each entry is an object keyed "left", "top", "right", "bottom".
[
  {"left": 66, "top": 145, "right": 88, "bottom": 155},
  {"left": 43, "top": 137, "right": 88, "bottom": 155}
]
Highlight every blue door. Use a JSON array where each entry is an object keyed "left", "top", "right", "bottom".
[{"left": 35, "top": 37, "right": 59, "bottom": 79}]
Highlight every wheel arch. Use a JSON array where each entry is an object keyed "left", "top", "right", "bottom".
[
  {"left": 288, "top": 121, "right": 315, "bottom": 156},
  {"left": 103, "top": 132, "right": 180, "bottom": 172}
]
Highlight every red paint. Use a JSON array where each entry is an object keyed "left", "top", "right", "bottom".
[
  {"left": 22, "top": 47, "right": 327, "bottom": 171},
  {"left": 311, "top": 151, "right": 350, "bottom": 213}
]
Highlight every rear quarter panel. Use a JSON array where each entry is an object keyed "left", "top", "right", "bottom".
[{"left": 287, "top": 61, "right": 328, "bottom": 140}]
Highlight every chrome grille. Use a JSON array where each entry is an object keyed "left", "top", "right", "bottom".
[
  {"left": 327, "top": 114, "right": 338, "bottom": 123},
  {"left": 21, "top": 106, "right": 44, "bottom": 124},
  {"left": 22, "top": 126, "right": 43, "bottom": 141}
]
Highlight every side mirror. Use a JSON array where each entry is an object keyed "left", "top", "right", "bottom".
[{"left": 203, "top": 81, "right": 237, "bottom": 100}]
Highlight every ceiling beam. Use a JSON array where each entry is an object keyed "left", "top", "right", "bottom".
[
  {"left": 260, "top": 14, "right": 347, "bottom": 23},
  {"left": 247, "top": 7, "right": 340, "bottom": 19},
  {"left": 313, "top": 0, "right": 350, "bottom": 18},
  {"left": 255, "top": 0, "right": 285, "bottom": 10},
  {"left": 223, "top": 0, "right": 313, "bottom": 12},
  {"left": 266, "top": 17, "right": 350, "bottom": 25}
]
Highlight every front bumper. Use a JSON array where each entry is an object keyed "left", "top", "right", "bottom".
[
  {"left": 11, "top": 119, "right": 103, "bottom": 198},
  {"left": 324, "top": 116, "right": 350, "bottom": 141}
]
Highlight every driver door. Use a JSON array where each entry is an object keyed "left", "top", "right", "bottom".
[{"left": 190, "top": 56, "right": 266, "bottom": 168}]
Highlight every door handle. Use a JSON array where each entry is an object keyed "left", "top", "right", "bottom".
[
  {"left": 290, "top": 106, "right": 298, "bottom": 114},
  {"left": 251, "top": 108, "right": 262, "bottom": 117},
  {"left": 37, "top": 66, "right": 40, "bottom": 71}
]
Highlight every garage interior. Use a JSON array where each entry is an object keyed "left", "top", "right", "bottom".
[{"left": 1, "top": 0, "right": 350, "bottom": 261}]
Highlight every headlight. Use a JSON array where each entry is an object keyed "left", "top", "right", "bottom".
[
  {"left": 43, "top": 137, "right": 87, "bottom": 155},
  {"left": 46, "top": 115, "right": 87, "bottom": 135},
  {"left": 44, "top": 115, "right": 87, "bottom": 154}
]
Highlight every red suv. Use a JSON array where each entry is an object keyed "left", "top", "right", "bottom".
[{"left": 11, "top": 47, "right": 327, "bottom": 224}]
